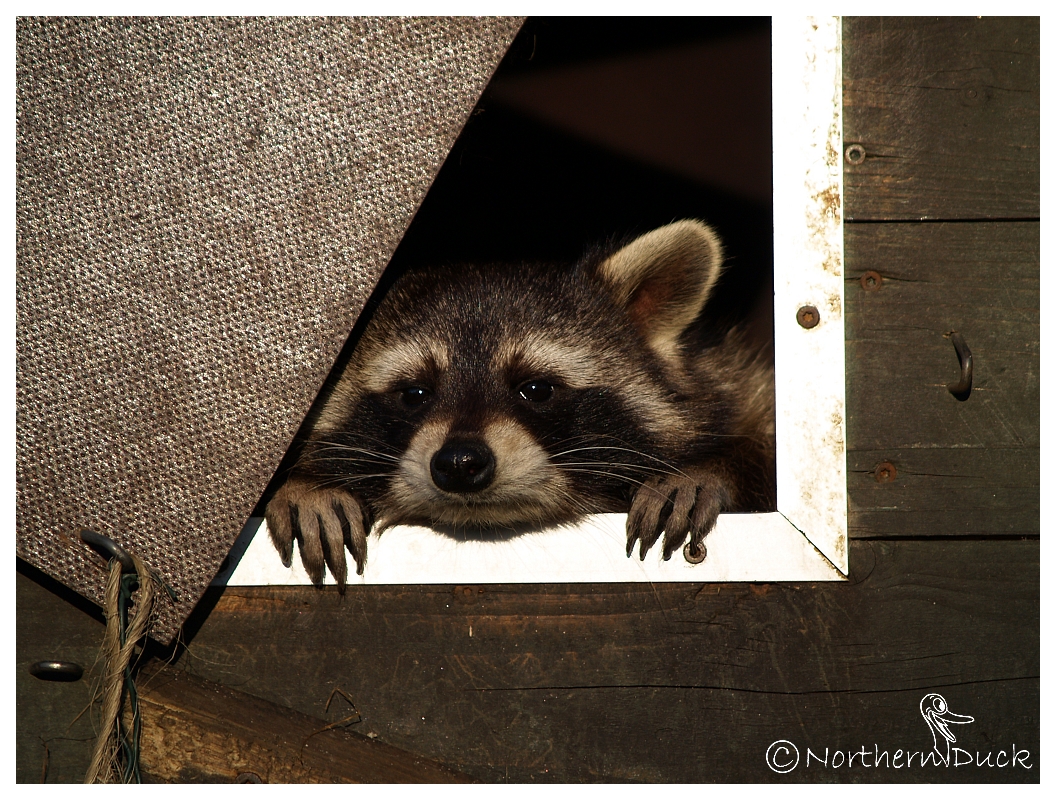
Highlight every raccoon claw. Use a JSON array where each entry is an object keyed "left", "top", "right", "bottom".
[
  {"left": 626, "top": 471, "right": 729, "bottom": 562},
  {"left": 265, "top": 479, "right": 369, "bottom": 588}
]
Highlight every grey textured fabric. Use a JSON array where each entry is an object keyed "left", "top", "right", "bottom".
[{"left": 16, "top": 17, "right": 523, "bottom": 642}]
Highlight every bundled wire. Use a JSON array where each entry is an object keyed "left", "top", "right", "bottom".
[{"left": 81, "top": 535, "right": 172, "bottom": 784}]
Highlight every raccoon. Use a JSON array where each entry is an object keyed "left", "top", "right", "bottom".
[{"left": 266, "top": 219, "right": 775, "bottom": 586}]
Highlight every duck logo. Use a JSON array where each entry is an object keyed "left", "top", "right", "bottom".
[
  {"left": 765, "top": 692, "right": 1032, "bottom": 772},
  {"left": 920, "top": 693, "right": 974, "bottom": 766}
]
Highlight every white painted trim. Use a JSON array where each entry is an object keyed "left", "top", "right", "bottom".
[
  {"left": 222, "top": 16, "right": 848, "bottom": 587},
  {"left": 771, "top": 15, "right": 848, "bottom": 576},
  {"left": 219, "top": 511, "right": 844, "bottom": 586}
]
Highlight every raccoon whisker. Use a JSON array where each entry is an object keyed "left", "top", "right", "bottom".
[
  {"left": 294, "top": 431, "right": 403, "bottom": 450},
  {"left": 308, "top": 452, "right": 400, "bottom": 464},
  {"left": 548, "top": 438, "right": 685, "bottom": 472},
  {"left": 298, "top": 474, "right": 392, "bottom": 492},
  {"left": 557, "top": 464, "right": 677, "bottom": 484},
  {"left": 295, "top": 464, "right": 394, "bottom": 480},
  {"left": 298, "top": 448, "right": 400, "bottom": 463},
  {"left": 554, "top": 496, "right": 596, "bottom": 520},
  {"left": 548, "top": 436, "right": 680, "bottom": 461},
  {"left": 307, "top": 432, "right": 404, "bottom": 449},
  {"left": 569, "top": 486, "right": 619, "bottom": 518},
  {"left": 559, "top": 468, "right": 651, "bottom": 489},
  {"left": 298, "top": 457, "right": 397, "bottom": 471},
  {"left": 304, "top": 444, "right": 401, "bottom": 461},
  {"left": 695, "top": 432, "right": 759, "bottom": 441},
  {"left": 554, "top": 460, "right": 678, "bottom": 476},
  {"left": 550, "top": 446, "right": 689, "bottom": 479}
]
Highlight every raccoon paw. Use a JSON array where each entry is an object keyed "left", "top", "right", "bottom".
[
  {"left": 626, "top": 470, "right": 731, "bottom": 562},
  {"left": 265, "top": 479, "right": 369, "bottom": 589}
]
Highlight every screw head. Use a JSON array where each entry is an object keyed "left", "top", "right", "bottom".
[
  {"left": 797, "top": 305, "right": 820, "bottom": 329},
  {"left": 962, "top": 86, "right": 985, "bottom": 106},
  {"left": 860, "top": 271, "right": 883, "bottom": 291},
  {"left": 683, "top": 541, "right": 707, "bottom": 564},
  {"left": 874, "top": 462, "right": 897, "bottom": 483}
]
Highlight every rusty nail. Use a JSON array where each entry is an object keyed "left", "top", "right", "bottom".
[
  {"left": 30, "top": 661, "right": 84, "bottom": 682},
  {"left": 683, "top": 541, "right": 707, "bottom": 564},
  {"left": 874, "top": 462, "right": 897, "bottom": 483},
  {"left": 797, "top": 305, "right": 820, "bottom": 329},
  {"left": 845, "top": 144, "right": 866, "bottom": 165},
  {"left": 453, "top": 585, "right": 481, "bottom": 604},
  {"left": 236, "top": 772, "right": 263, "bottom": 783},
  {"left": 860, "top": 271, "right": 883, "bottom": 291}
]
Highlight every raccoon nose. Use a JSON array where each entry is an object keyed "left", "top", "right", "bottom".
[{"left": 430, "top": 440, "right": 496, "bottom": 493}]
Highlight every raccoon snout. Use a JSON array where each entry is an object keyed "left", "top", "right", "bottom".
[{"left": 430, "top": 440, "right": 496, "bottom": 493}]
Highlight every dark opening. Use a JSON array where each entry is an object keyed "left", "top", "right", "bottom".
[
  {"left": 256, "top": 16, "right": 775, "bottom": 518},
  {"left": 390, "top": 16, "right": 774, "bottom": 342}
]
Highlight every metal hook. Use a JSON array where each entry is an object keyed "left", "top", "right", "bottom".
[
  {"left": 944, "top": 331, "right": 973, "bottom": 401},
  {"left": 80, "top": 529, "right": 136, "bottom": 574}
]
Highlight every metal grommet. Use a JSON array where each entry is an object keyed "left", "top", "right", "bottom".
[
  {"left": 845, "top": 144, "right": 866, "bottom": 165},
  {"left": 860, "top": 271, "right": 883, "bottom": 291},
  {"left": 683, "top": 541, "right": 707, "bottom": 564},
  {"left": 797, "top": 305, "right": 820, "bottom": 329},
  {"left": 29, "top": 661, "right": 84, "bottom": 682}
]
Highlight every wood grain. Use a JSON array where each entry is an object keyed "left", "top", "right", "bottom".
[
  {"left": 174, "top": 540, "right": 1038, "bottom": 782},
  {"left": 843, "top": 17, "right": 1039, "bottom": 220},
  {"left": 15, "top": 565, "right": 105, "bottom": 784},
  {"left": 135, "top": 666, "right": 473, "bottom": 783},
  {"left": 844, "top": 222, "right": 1038, "bottom": 537},
  {"left": 849, "top": 447, "right": 1038, "bottom": 538}
]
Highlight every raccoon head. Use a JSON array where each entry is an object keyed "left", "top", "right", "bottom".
[{"left": 305, "top": 219, "right": 726, "bottom": 533}]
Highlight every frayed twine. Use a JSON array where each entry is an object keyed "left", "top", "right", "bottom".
[{"left": 84, "top": 547, "right": 173, "bottom": 784}]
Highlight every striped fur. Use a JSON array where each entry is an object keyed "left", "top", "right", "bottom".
[{"left": 266, "top": 220, "right": 775, "bottom": 584}]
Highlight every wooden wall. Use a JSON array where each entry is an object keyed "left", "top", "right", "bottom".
[{"left": 16, "top": 17, "right": 1038, "bottom": 783}]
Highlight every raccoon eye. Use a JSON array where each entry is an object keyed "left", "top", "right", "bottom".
[
  {"left": 517, "top": 379, "right": 554, "bottom": 403},
  {"left": 398, "top": 386, "right": 432, "bottom": 410}
]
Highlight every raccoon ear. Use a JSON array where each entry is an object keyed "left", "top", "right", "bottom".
[{"left": 595, "top": 220, "right": 723, "bottom": 362}]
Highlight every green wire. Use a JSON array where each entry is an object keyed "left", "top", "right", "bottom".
[
  {"left": 116, "top": 572, "right": 142, "bottom": 784},
  {"left": 105, "top": 561, "right": 174, "bottom": 783}
]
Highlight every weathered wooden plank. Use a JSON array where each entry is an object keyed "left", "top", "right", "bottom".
[
  {"left": 174, "top": 540, "right": 1038, "bottom": 782},
  {"left": 15, "top": 564, "right": 473, "bottom": 784},
  {"left": 16, "top": 564, "right": 105, "bottom": 784},
  {"left": 843, "top": 16, "right": 1039, "bottom": 220},
  {"left": 849, "top": 447, "right": 1038, "bottom": 538},
  {"left": 135, "top": 665, "right": 473, "bottom": 783},
  {"left": 844, "top": 222, "right": 1038, "bottom": 537}
]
